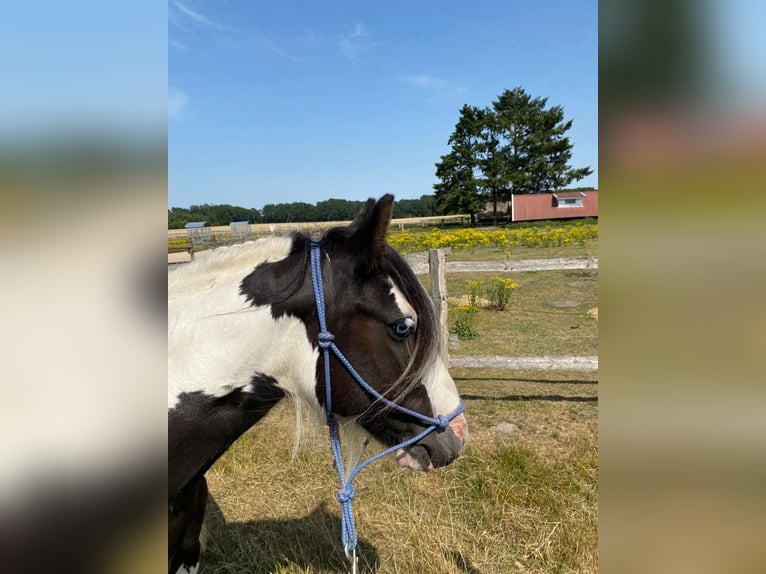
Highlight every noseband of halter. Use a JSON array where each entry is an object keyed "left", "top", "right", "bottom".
[{"left": 309, "top": 240, "right": 465, "bottom": 558}]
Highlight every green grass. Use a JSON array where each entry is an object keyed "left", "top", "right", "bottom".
[
  {"left": 200, "top": 371, "right": 598, "bottom": 574},
  {"left": 429, "top": 268, "right": 598, "bottom": 357},
  {"left": 444, "top": 238, "right": 597, "bottom": 262}
]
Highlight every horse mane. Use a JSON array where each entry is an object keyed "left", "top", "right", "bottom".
[{"left": 168, "top": 235, "right": 296, "bottom": 301}]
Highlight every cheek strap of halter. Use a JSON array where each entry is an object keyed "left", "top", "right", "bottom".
[{"left": 310, "top": 240, "right": 465, "bottom": 558}]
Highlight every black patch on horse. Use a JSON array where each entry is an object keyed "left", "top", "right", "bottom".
[{"left": 168, "top": 374, "right": 285, "bottom": 498}]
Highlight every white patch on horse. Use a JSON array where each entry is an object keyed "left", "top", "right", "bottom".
[
  {"left": 420, "top": 359, "right": 461, "bottom": 417},
  {"left": 388, "top": 279, "right": 418, "bottom": 324},
  {"left": 176, "top": 564, "right": 198, "bottom": 574},
  {"left": 388, "top": 278, "right": 464, "bottom": 429},
  {"left": 168, "top": 237, "right": 319, "bottom": 412}
]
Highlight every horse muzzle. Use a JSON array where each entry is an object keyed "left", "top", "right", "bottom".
[{"left": 394, "top": 413, "right": 469, "bottom": 471}]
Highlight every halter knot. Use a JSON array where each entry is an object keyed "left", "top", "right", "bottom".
[
  {"left": 435, "top": 415, "right": 451, "bottom": 431},
  {"left": 318, "top": 331, "right": 335, "bottom": 349},
  {"left": 337, "top": 485, "right": 356, "bottom": 504}
]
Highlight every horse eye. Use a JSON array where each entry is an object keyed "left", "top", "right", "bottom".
[{"left": 391, "top": 319, "right": 414, "bottom": 338}]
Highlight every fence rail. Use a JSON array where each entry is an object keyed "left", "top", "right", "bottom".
[{"left": 449, "top": 355, "right": 598, "bottom": 372}]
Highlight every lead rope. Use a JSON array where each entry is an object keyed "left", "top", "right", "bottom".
[{"left": 309, "top": 241, "right": 465, "bottom": 569}]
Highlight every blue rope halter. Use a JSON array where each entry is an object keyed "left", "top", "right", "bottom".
[{"left": 309, "top": 240, "right": 465, "bottom": 557}]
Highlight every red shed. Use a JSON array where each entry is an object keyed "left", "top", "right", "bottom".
[{"left": 511, "top": 190, "right": 598, "bottom": 222}]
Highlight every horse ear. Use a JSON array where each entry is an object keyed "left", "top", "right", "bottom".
[{"left": 348, "top": 194, "right": 394, "bottom": 264}]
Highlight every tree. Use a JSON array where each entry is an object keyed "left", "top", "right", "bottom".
[
  {"left": 491, "top": 88, "right": 592, "bottom": 195},
  {"left": 394, "top": 194, "right": 438, "bottom": 218},
  {"left": 261, "top": 203, "right": 292, "bottom": 223},
  {"left": 314, "top": 198, "right": 364, "bottom": 221},
  {"left": 433, "top": 105, "right": 486, "bottom": 225},
  {"left": 434, "top": 88, "right": 592, "bottom": 223}
]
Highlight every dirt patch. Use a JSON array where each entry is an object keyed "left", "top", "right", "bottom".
[
  {"left": 489, "top": 421, "right": 519, "bottom": 435},
  {"left": 588, "top": 307, "right": 599, "bottom": 320},
  {"left": 551, "top": 299, "right": 581, "bottom": 308},
  {"left": 448, "top": 295, "right": 491, "bottom": 308},
  {"left": 567, "top": 280, "right": 590, "bottom": 288}
]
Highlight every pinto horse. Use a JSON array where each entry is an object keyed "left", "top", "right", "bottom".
[{"left": 168, "top": 195, "right": 468, "bottom": 573}]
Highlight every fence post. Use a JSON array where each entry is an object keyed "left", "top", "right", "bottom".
[{"left": 429, "top": 248, "right": 448, "bottom": 360}]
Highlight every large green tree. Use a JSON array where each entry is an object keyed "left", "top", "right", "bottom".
[
  {"left": 434, "top": 88, "right": 592, "bottom": 222},
  {"left": 433, "top": 105, "right": 486, "bottom": 224}
]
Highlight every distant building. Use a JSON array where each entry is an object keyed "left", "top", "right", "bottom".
[
  {"left": 511, "top": 190, "right": 598, "bottom": 222},
  {"left": 185, "top": 221, "right": 213, "bottom": 246},
  {"left": 229, "top": 221, "right": 251, "bottom": 240}
]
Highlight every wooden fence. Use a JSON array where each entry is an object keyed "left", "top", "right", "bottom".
[{"left": 414, "top": 249, "right": 598, "bottom": 372}]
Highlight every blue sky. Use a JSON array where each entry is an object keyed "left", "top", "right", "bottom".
[
  {"left": 1, "top": 1, "right": 166, "bottom": 135},
  {"left": 169, "top": 0, "right": 597, "bottom": 209}
]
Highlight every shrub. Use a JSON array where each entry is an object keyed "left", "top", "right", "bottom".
[
  {"left": 485, "top": 278, "right": 518, "bottom": 311},
  {"left": 168, "top": 238, "right": 190, "bottom": 247},
  {"left": 467, "top": 280, "right": 484, "bottom": 309},
  {"left": 386, "top": 222, "right": 597, "bottom": 254},
  {"left": 451, "top": 305, "right": 480, "bottom": 340},
  {"left": 463, "top": 278, "right": 517, "bottom": 311}
]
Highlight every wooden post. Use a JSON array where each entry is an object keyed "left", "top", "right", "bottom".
[{"left": 429, "top": 249, "right": 448, "bottom": 360}]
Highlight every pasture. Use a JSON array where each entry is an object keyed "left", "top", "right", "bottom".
[{"left": 196, "top": 227, "right": 598, "bottom": 574}]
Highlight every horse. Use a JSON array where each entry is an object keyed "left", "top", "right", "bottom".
[{"left": 168, "top": 195, "right": 468, "bottom": 574}]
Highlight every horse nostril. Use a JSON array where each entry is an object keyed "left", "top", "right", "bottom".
[{"left": 448, "top": 414, "right": 469, "bottom": 443}]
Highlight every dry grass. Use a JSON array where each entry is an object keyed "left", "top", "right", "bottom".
[{"left": 200, "top": 370, "right": 597, "bottom": 574}]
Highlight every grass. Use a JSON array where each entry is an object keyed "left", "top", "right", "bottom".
[
  {"left": 200, "top": 370, "right": 597, "bottom": 574},
  {"left": 431, "top": 268, "right": 598, "bottom": 357},
  {"left": 405, "top": 237, "right": 598, "bottom": 356},
  {"left": 441, "top": 238, "right": 597, "bottom": 263}
]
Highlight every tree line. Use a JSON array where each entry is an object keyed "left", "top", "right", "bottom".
[{"left": 168, "top": 195, "right": 437, "bottom": 229}]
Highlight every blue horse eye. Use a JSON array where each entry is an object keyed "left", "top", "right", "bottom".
[{"left": 392, "top": 320, "right": 414, "bottom": 338}]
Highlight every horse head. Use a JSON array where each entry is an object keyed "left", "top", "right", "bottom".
[{"left": 240, "top": 194, "right": 468, "bottom": 471}]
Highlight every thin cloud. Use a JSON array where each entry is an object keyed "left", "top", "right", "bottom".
[
  {"left": 169, "top": 1, "right": 231, "bottom": 33},
  {"left": 169, "top": 38, "right": 188, "bottom": 52},
  {"left": 168, "top": 87, "right": 188, "bottom": 121},
  {"left": 171, "top": 1, "right": 216, "bottom": 27},
  {"left": 260, "top": 37, "right": 302, "bottom": 63},
  {"left": 339, "top": 22, "right": 370, "bottom": 60},
  {"left": 404, "top": 74, "right": 467, "bottom": 93}
]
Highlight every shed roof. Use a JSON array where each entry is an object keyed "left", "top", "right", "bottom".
[
  {"left": 229, "top": 221, "right": 249, "bottom": 226},
  {"left": 552, "top": 192, "right": 586, "bottom": 199},
  {"left": 185, "top": 221, "right": 209, "bottom": 228}
]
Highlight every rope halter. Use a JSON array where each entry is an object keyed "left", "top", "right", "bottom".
[{"left": 309, "top": 240, "right": 465, "bottom": 558}]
